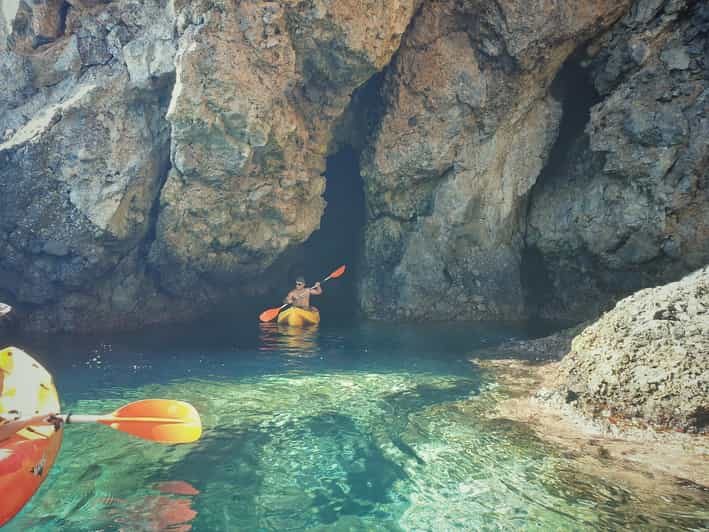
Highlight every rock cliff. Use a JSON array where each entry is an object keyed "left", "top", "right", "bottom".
[
  {"left": 0, "top": 0, "right": 419, "bottom": 330},
  {"left": 0, "top": 0, "right": 180, "bottom": 331},
  {"left": 0, "top": 0, "right": 707, "bottom": 331},
  {"left": 359, "top": 0, "right": 709, "bottom": 322},
  {"left": 151, "top": 0, "right": 419, "bottom": 301},
  {"left": 359, "top": 0, "right": 634, "bottom": 320},
  {"left": 526, "top": 0, "right": 709, "bottom": 321}
]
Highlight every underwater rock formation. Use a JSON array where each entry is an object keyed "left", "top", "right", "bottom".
[{"left": 551, "top": 266, "right": 709, "bottom": 433}]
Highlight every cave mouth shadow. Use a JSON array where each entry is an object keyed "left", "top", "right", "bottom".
[
  {"left": 521, "top": 48, "right": 602, "bottom": 319},
  {"left": 287, "top": 146, "right": 366, "bottom": 322}
]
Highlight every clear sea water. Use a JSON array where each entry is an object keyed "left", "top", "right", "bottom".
[{"left": 3, "top": 320, "right": 708, "bottom": 531}]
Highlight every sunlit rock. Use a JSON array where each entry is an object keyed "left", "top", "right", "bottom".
[
  {"left": 551, "top": 266, "right": 709, "bottom": 432},
  {"left": 151, "top": 0, "right": 419, "bottom": 297},
  {"left": 0, "top": 1, "right": 180, "bottom": 331},
  {"left": 359, "top": 0, "right": 633, "bottom": 321}
]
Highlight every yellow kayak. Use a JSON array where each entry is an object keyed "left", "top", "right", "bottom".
[{"left": 277, "top": 306, "right": 320, "bottom": 327}]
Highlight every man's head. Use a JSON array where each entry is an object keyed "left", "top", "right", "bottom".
[{"left": 295, "top": 276, "right": 306, "bottom": 288}]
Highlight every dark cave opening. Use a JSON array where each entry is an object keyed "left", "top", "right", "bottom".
[
  {"left": 286, "top": 146, "right": 366, "bottom": 321},
  {"left": 276, "top": 71, "right": 384, "bottom": 322},
  {"left": 540, "top": 51, "right": 602, "bottom": 176},
  {"left": 521, "top": 50, "right": 602, "bottom": 317}
]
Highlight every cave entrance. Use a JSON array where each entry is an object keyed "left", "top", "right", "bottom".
[
  {"left": 284, "top": 71, "right": 384, "bottom": 321},
  {"left": 521, "top": 48, "right": 602, "bottom": 318},
  {"left": 290, "top": 146, "right": 366, "bottom": 321}
]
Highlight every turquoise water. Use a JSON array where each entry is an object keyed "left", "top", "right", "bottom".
[{"left": 4, "top": 321, "right": 708, "bottom": 531}]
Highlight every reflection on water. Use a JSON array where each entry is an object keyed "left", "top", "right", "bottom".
[
  {"left": 5, "top": 322, "right": 709, "bottom": 530},
  {"left": 109, "top": 481, "right": 199, "bottom": 532},
  {"left": 258, "top": 322, "right": 319, "bottom": 356}
]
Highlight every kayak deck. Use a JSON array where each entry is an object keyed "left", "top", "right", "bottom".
[
  {"left": 0, "top": 346, "right": 63, "bottom": 527},
  {"left": 277, "top": 306, "right": 320, "bottom": 327}
]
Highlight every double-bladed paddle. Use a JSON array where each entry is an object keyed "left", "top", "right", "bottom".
[
  {"left": 259, "top": 265, "right": 346, "bottom": 322},
  {"left": 59, "top": 399, "right": 202, "bottom": 443},
  {"left": 0, "top": 399, "right": 202, "bottom": 443},
  {"left": 1, "top": 399, "right": 203, "bottom": 444}
]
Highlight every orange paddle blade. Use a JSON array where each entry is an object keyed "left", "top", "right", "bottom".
[
  {"left": 99, "top": 399, "right": 202, "bottom": 444},
  {"left": 326, "top": 265, "right": 346, "bottom": 280},
  {"left": 259, "top": 307, "right": 282, "bottom": 322}
]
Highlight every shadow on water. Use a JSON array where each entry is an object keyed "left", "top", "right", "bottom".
[{"left": 155, "top": 410, "right": 409, "bottom": 530}]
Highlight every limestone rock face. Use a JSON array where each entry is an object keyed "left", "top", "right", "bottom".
[
  {"left": 527, "top": 0, "right": 709, "bottom": 321},
  {"left": 1, "top": 0, "right": 707, "bottom": 333},
  {"left": 552, "top": 267, "right": 709, "bottom": 433},
  {"left": 0, "top": 0, "right": 419, "bottom": 331},
  {"left": 0, "top": 0, "right": 180, "bottom": 331},
  {"left": 150, "top": 0, "right": 419, "bottom": 298},
  {"left": 359, "top": 0, "right": 632, "bottom": 320}
]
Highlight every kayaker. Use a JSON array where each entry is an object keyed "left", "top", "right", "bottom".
[{"left": 284, "top": 276, "right": 322, "bottom": 311}]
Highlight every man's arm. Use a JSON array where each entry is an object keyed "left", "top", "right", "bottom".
[
  {"left": 310, "top": 282, "right": 322, "bottom": 295},
  {"left": 284, "top": 290, "right": 295, "bottom": 304}
]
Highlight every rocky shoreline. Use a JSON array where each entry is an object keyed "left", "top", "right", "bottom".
[
  {"left": 474, "top": 358, "right": 708, "bottom": 488},
  {"left": 470, "top": 267, "right": 709, "bottom": 487}
]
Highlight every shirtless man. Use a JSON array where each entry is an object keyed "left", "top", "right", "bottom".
[{"left": 285, "top": 276, "right": 322, "bottom": 311}]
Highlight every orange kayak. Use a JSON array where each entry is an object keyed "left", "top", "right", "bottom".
[
  {"left": 277, "top": 306, "right": 320, "bottom": 326},
  {"left": 0, "top": 346, "right": 63, "bottom": 526}
]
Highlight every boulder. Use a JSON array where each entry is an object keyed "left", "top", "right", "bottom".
[{"left": 551, "top": 267, "right": 709, "bottom": 432}]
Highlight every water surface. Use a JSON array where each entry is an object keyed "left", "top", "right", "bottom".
[{"left": 5, "top": 321, "right": 708, "bottom": 530}]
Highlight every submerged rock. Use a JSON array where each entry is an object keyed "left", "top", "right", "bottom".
[{"left": 551, "top": 266, "right": 709, "bottom": 433}]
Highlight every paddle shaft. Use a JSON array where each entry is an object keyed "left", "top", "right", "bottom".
[{"left": 59, "top": 414, "right": 184, "bottom": 424}]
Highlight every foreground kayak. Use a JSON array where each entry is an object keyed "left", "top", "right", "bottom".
[
  {"left": 0, "top": 346, "right": 62, "bottom": 526},
  {"left": 277, "top": 306, "right": 320, "bottom": 327}
]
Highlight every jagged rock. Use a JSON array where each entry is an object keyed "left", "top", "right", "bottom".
[
  {"left": 1, "top": 0, "right": 708, "bottom": 334},
  {"left": 27, "top": 33, "right": 81, "bottom": 87},
  {"left": 29, "top": 0, "right": 67, "bottom": 44},
  {"left": 0, "top": 78, "right": 169, "bottom": 297},
  {"left": 0, "top": 50, "right": 32, "bottom": 113},
  {"left": 0, "top": 0, "right": 419, "bottom": 331},
  {"left": 359, "top": 0, "right": 632, "bottom": 321},
  {"left": 7, "top": 0, "right": 67, "bottom": 52},
  {"left": 526, "top": 0, "right": 709, "bottom": 321},
  {"left": 0, "top": 0, "right": 182, "bottom": 332},
  {"left": 551, "top": 267, "right": 709, "bottom": 432},
  {"left": 150, "top": 0, "right": 419, "bottom": 297}
]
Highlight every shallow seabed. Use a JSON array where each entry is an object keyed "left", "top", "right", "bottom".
[{"left": 6, "top": 320, "right": 708, "bottom": 531}]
